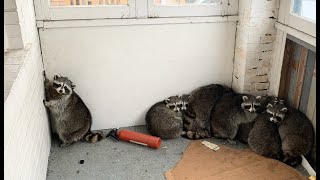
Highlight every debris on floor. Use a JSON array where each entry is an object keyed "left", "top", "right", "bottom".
[
  {"left": 309, "top": 176, "right": 316, "bottom": 180},
  {"left": 201, "top": 140, "right": 220, "bottom": 151}
]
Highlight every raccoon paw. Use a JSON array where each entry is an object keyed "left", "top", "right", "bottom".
[
  {"left": 43, "top": 99, "right": 46, "bottom": 106},
  {"left": 60, "top": 142, "right": 71, "bottom": 148},
  {"left": 180, "top": 131, "right": 187, "bottom": 136},
  {"left": 223, "top": 139, "right": 236, "bottom": 145}
]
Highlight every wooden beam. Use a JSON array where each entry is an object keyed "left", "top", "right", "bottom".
[
  {"left": 293, "top": 46, "right": 308, "bottom": 109},
  {"left": 278, "top": 39, "right": 293, "bottom": 99},
  {"left": 306, "top": 67, "right": 316, "bottom": 120}
]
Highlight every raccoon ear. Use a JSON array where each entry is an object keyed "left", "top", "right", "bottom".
[
  {"left": 242, "top": 96, "right": 248, "bottom": 101},
  {"left": 279, "top": 100, "right": 284, "bottom": 104},
  {"left": 71, "top": 83, "right": 76, "bottom": 89},
  {"left": 54, "top": 74, "right": 61, "bottom": 80},
  {"left": 266, "top": 103, "right": 273, "bottom": 109},
  {"left": 256, "top": 96, "right": 261, "bottom": 100},
  {"left": 164, "top": 98, "right": 170, "bottom": 104},
  {"left": 281, "top": 107, "right": 287, "bottom": 113}
]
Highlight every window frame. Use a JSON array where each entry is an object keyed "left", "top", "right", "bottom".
[
  {"left": 147, "top": 0, "right": 238, "bottom": 18},
  {"left": 34, "top": 0, "right": 136, "bottom": 20},
  {"left": 278, "top": 0, "right": 316, "bottom": 37},
  {"left": 34, "top": 0, "right": 237, "bottom": 21}
]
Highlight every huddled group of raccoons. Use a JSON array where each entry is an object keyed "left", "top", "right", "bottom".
[
  {"left": 43, "top": 73, "right": 314, "bottom": 168},
  {"left": 145, "top": 84, "right": 315, "bottom": 167}
]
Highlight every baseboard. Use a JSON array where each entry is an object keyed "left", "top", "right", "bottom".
[{"left": 301, "top": 155, "right": 316, "bottom": 176}]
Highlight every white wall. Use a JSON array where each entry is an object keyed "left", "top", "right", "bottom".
[
  {"left": 4, "top": 0, "right": 51, "bottom": 177},
  {"left": 39, "top": 22, "right": 236, "bottom": 130},
  {"left": 4, "top": 43, "right": 51, "bottom": 180}
]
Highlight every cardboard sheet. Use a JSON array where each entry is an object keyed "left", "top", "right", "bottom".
[{"left": 165, "top": 140, "right": 307, "bottom": 180}]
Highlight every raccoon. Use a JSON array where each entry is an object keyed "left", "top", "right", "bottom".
[
  {"left": 266, "top": 102, "right": 315, "bottom": 167},
  {"left": 43, "top": 73, "right": 103, "bottom": 147},
  {"left": 247, "top": 113, "right": 282, "bottom": 160},
  {"left": 182, "top": 84, "right": 234, "bottom": 140},
  {"left": 145, "top": 95, "right": 188, "bottom": 139},
  {"left": 210, "top": 93, "right": 263, "bottom": 144},
  {"left": 235, "top": 121, "right": 255, "bottom": 144},
  {"left": 235, "top": 96, "right": 279, "bottom": 143}
]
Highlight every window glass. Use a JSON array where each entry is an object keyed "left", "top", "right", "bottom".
[
  {"left": 292, "top": 0, "right": 316, "bottom": 22},
  {"left": 154, "top": 0, "right": 220, "bottom": 6},
  {"left": 50, "top": 0, "right": 128, "bottom": 6}
]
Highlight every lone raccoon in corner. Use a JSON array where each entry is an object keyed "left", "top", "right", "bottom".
[
  {"left": 43, "top": 72, "right": 103, "bottom": 147},
  {"left": 182, "top": 84, "right": 234, "bottom": 140},
  {"left": 236, "top": 96, "right": 279, "bottom": 143},
  {"left": 266, "top": 102, "right": 315, "bottom": 167},
  {"left": 210, "top": 93, "right": 263, "bottom": 144},
  {"left": 145, "top": 95, "right": 188, "bottom": 139}
]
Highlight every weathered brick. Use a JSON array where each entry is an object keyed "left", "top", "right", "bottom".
[
  {"left": 260, "top": 34, "right": 276, "bottom": 43},
  {"left": 249, "top": 18, "right": 276, "bottom": 27},
  {"left": 255, "top": 82, "right": 270, "bottom": 90},
  {"left": 247, "top": 43, "right": 274, "bottom": 52},
  {"left": 246, "top": 68, "right": 257, "bottom": 77},
  {"left": 244, "top": 84, "right": 255, "bottom": 91},
  {"left": 245, "top": 75, "right": 268, "bottom": 84},
  {"left": 257, "top": 67, "right": 270, "bottom": 75},
  {"left": 234, "top": 0, "right": 277, "bottom": 94},
  {"left": 250, "top": 8, "right": 278, "bottom": 18}
]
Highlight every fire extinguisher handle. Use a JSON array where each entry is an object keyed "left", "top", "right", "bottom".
[{"left": 106, "top": 128, "right": 120, "bottom": 141}]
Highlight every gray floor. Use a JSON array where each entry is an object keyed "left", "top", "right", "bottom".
[{"left": 46, "top": 126, "right": 309, "bottom": 180}]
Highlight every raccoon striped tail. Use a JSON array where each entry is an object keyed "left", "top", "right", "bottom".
[
  {"left": 181, "top": 130, "right": 211, "bottom": 140},
  {"left": 84, "top": 131, "right": 103, "bottom": 143}
]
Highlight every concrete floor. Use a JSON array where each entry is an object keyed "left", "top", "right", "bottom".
[{"left": 46, "top": 125, "right": 309, "bottom": 180}]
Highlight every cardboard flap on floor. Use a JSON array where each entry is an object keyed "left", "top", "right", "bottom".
[{"left": 165, "top": 140, "right": 307, "bottom": 180}]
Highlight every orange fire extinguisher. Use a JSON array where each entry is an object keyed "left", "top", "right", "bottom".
[{"left": 106, "top": 128, "right": 161, "bottom": 149}]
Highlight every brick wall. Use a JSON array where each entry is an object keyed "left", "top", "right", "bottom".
[
  {"left": 232, "top": 0, "right": 279, "bottom": 96},
  {"left": 4, "top": 43, "right": 51, "bottom": 180}
]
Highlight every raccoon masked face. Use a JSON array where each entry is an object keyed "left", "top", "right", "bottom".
[
  {"left": 241, "top": 95, "right": 262, "bottom": 113},
  {"left": 266, "top": 103, "right": 287, "bottom": 123},
  {"left": 164, "top": 96, "right": 183, "bottom": 112},
  {"left": 179, "top": 94, "right": 190, "bottom": 111},
  {"left": 52, "top": 74, "right": 76, "bottom": 95}
]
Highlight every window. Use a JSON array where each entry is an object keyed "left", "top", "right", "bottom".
[
  {"left": 148, "top": 0, "right": 237, "bottom": 17},
  {"left": 50, "top": 0, "right": 128, "bottom": 6},
  {"left": 278, "top": 0, "right": 316, "bottom": 37},
  {"left": 292, "top": 0, "right": 316, "bottom": 22},
  {"left": 34, "top": 0, "right": 237, "bottom": 20}
]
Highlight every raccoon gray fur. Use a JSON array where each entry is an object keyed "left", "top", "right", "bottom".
[
  {"left": 266, "top": 102, "right": 315, "bottom": 167},
  {"left": 235, "top": 121, "right": 255, "bottom": 143},
  {"left": 210, "top": 93, "right": 263, "bottom": 143},
  {"left": 247, "top": 112, "right": 282, "bottom": 160},
  {"left": 43, "top": 73, "right": 103, "bottom": 147},
  {"left": 235, "top": 96, "right": 279, "bottom": 143},
  {"left": 182, "top": 84, "right": 234, "bottom": 140},
  {"left": 145, "top": 95, "right": 188, "bottom": 139}
]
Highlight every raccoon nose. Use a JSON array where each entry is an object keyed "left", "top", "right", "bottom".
[{"left": 59, "top": 90, "right": 63, "bottom": 93}]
